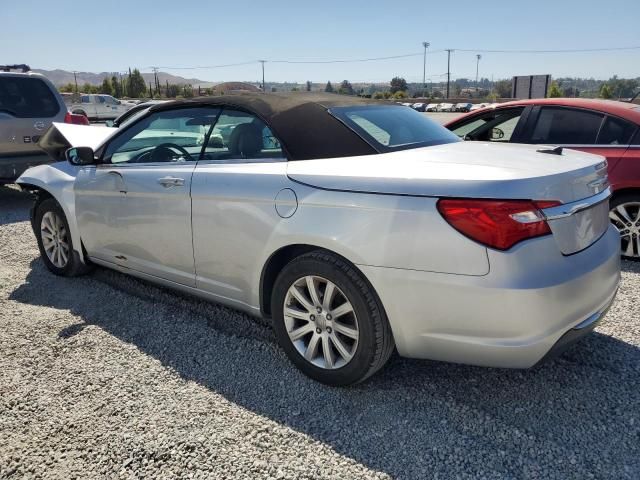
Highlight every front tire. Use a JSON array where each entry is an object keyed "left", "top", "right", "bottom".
[
  {"left": 271, "top": 251, "right": 394, "bottom": 386},
  {"left": 609, "top": 193, "right": 640, "bottom": 260},
  {"left": 34, "top": 198, "right": 91, "bottom": 276}
]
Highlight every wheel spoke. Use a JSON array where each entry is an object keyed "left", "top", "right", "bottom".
[
  {"left": 322, "top": 282, "right": 336, "bottom": 311},
  {"left": 333, "top": 322, "right": 358, "bottom": 339},
  {"left": 609, "top": 210, "right": 625, "bottom": 228},
  {"left": 284, "top": 306, "right": 310, "bottom": 321},
  {"left": 321, "top": 334, "right": 334, "bottom": 368},
  {"left": 614, "top": 205, "right": 633, "bottom": 224},
  {"left": 291, "top": 285, "right": 314, "bottom": 313},
  {"left": 306, "top": 276, "right": 322, "bottom": 307},
  {"left": 304, "top": 333, "right": 320, "bottom": 361},
  {"left": 624, "top": 238, "right": 635, "bottom": 257},
  {"left": 59, "top": 246, "right": 68, "bottom": 264},
  {"left": 289, "top": 323, "right": 314, "bottom": 341},
  {"left": 330, "top": 300, "right": 353, "bottom": 320},
  {"left": 634, "top": 236, "right": 640, "bottom": 257},
  {"left": 330, "top": 334, "right": 353, "bottom": 363}
]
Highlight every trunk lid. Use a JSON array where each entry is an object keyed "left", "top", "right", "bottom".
[
  {"left": 287, "top": 142, "right": 607, "bottom": 204},
  {"left": 287, "top": 142, "right": 610, "bottom": 254}
]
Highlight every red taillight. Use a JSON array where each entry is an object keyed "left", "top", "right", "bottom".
[
  {"left": 437, "top": 198, "right": 561, "bottom": 250},
  {"left": 64, "top": 111, "right": 89, "bottom": 125}
]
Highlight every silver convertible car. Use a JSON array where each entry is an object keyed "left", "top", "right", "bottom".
[{"left": 17, "top": 93, "right": 620, "bottom": 385}]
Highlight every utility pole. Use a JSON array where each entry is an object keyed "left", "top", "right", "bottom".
[
  {"left": 422, "top": 42, "right": 430, "bottom": 98},
  {"left": 151, "top": 67, "right": 160, "bottom": 97},
  {"left": 475, "top": 54, "right": 481, "bottom": 94},
  {"left": 259, "top": 60, "right": 266, "bottom": 92},
  {"left": 445, "top": 49, "right": 453, "bottom": 99},
  {"left": 73, "top": 71, "right": 78, "bottom": 94}
]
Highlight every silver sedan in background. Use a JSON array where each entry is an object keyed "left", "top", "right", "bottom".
[{"left": 17, "top": 93, "right": 620, "bottom": 385}]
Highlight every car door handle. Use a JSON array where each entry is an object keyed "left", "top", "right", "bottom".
[{"left": 158, "top": 176, "right": 185, "bottom": 187}]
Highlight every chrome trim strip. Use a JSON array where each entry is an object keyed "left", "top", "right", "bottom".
[{"left": 542, "top": 187, "right": 612, "bottom": 220}]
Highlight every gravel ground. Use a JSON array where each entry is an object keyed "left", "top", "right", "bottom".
[{"left": 0, "top": 184, "right": 639, "bottom": 480}]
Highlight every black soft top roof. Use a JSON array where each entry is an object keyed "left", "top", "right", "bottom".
[{"left": 148, "top": 93, "right": 392, "bottom": 160}]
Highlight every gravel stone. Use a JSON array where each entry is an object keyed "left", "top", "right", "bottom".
[{"left": 0, "top": 184, "right": 639, "bottom": 479}]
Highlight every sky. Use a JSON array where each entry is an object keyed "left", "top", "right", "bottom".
[{"left": 2, "top": 0, "right": 639, "bottom": 84}]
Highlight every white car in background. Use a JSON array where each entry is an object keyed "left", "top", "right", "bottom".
[
  {"left": 425, "top": 103, "right": 440, "bottom": 112},
  {"left": 470, "top": 103, "right": 490, "bottom": 112},
  {"left": 437, "top": 103, "right": 455, "bottom": 112},
  {"left": 67, "top": 94, "right": 132, "bottom": 121}
]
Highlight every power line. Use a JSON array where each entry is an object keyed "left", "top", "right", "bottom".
[
  {"left": 150, "top": 61, "right": 258, "bottom": 70},
  {"left": 454, "top": 46, "right": 640, "bottom": 54}
]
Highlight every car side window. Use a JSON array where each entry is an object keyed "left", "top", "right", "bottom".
[
  {"left": 597, "top": 116, "right": 636, "bottom": 145},
  {"left": 97, "top": 96, "right": 106, "bottom": 104},
  {"left": 103, "top": 107, "right": 220, "bottom": 164},
  {"left": 0, "top": 76, "right": 60, "bottom": 118},
  {"left": 451, "top": 108, "right": 523, "bottom": 142},
  {"left": 202, "top": 109, "right": 283, "bottom": 161},
  {"left": 81, "top": 95, "right": 90, "bottom": 103},
  {"left": 529, "top": 107, "right": 604, "bottom": 145}
]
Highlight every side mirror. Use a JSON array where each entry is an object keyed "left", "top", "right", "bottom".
[
  {"left": 491, "top": 127, "right": 505, "bottom": 140},
  {"left": 66, "top": 146, "right": 96, "bottom": 165}
]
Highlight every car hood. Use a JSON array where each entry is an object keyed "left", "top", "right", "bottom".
[
  {"left": 286, "top": 142, "right": 609, "bottom": 204},
  {"left": 38, "top": 122, "right": 117, "bottom": 161}
]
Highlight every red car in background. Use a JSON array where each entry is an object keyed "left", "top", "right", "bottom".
[{"left": 445, "top": 98, "right": 640, "bottom": 259}]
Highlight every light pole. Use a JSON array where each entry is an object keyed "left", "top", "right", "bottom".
[
  {"left": 475, "top": 54, "right": 481, "bottom": 95},
  {"left": 422, "top": 42, "right": 430, "bottom": 98},
  {"left": 445, "top": 49, "right": 453, "bottom": 99},
  {"left": 259, "top": 60, "right": 266, "bottom": 91}
]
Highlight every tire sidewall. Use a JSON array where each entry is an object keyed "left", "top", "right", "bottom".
[
  {"left": 34, "top": 199, "right": 76, "bottom": 276},
  {"left": 272, "top": 255, "right": 380, "bottom": 386}
]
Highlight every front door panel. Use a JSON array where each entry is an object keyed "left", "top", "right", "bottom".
[{"left": 75, "top": 164, "right": 196, "bottom": 286}]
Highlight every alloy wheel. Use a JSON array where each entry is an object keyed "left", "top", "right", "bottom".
[
  {"left": 283, "top": 275, "right": 359, "bottom": 369},
  {"left": 609, "top": 202, "right": 640, "bottom": 258},
  {"left": 41, "top": 211, "right": 70, "bottom": 268}
]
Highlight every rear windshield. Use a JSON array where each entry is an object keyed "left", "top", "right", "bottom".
[
  {"left": 330, "top": 105, "right": 460, "bottom": 151},
  {"left": 0, "top": 76, "right": 60, "bottom": 118}
]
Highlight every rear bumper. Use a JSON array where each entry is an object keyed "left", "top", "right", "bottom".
[
  {"left": 359, "top": 225, "right": 621, "bottom": 368},
  {"left": 535, "top": 293, "right": 615, "bottom": 365},
  {"left": 0, "top": 153, "right": 51, "bottom": 183}
]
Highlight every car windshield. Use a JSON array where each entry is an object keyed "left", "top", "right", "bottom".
[{"left": 330, "top": 105, "right": 460, "bottom": 151}]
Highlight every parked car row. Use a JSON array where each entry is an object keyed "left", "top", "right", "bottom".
[
  {"left": 403, "top": 102, "right": 481, "bottom": 112},
  {"left": 17, "top": 93, "right": 620, "bottom": 386}
]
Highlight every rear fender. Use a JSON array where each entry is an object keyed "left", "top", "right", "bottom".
[{"left": 16, "top": 162, "right": 86, "bottom": 263}]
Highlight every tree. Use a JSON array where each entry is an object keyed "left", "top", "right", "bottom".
[
  {"left": 599, "top": 83, "right": 613, "bottom": 99},
  {"left": 547, "top": 81, "right": 563, "bottom": 98},
  {"left": 166, "top": 84, "right": 180, "bottom": 98},
  {"left": 58, "top": 83, "right": 75, "bottom": 93},
  {"left": 100, "top": 77, "right": 114, "bottom": 96},
  {"left": 305, "top": 81, "right": 312, "bottom": 92},
  {"left": 389, "top": 76, "right": 408, "bottom": 94},
  {"left": 494, "top": 79, "right": 512, "bottom": 98},
  {"left": 112, "top": 75, "right": 122, "bottom": 97},
  {"left": 373, "top": 91, "right": 385, "bottom": 99},
  {"left": 324, "top": 81, "right": 334, "bottom": 93},
  {"left": 393, "top": 90, "right": 408, "bottom": 99},
  {"left": 338, "top": 80, "right": 354, "bottom": 95},
  {"left": 291, "top": 87, "right": 300, "bottom": 92},
  {"left": 128, "top": 68, "right": 147, "bottom": 98}
]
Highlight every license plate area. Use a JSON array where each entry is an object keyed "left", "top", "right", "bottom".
[{"left": 546, "top": 200, "right": 610, "bottom": 255}]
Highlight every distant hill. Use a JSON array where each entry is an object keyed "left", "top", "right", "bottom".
[{"left": 32, "top": 69, "right": 213, "bottom": 88}]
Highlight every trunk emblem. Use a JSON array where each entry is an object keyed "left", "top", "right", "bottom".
[{"left": 33, "top": 121, "right": 46, "bottom": 131}]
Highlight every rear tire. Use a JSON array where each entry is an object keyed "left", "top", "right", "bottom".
[
  {"left": 271, "top": 250, "right": 394, "bottom": 386},
  {"left": 34, "top": 198, "right": 92, "bottom": 276},
  {"left": 609, "top": 193, "right": 640, "bottom": 260}
]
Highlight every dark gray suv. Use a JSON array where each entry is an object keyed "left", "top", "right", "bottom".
[{"left": 0, "top": 65, "right": 70, "bottom": 183}]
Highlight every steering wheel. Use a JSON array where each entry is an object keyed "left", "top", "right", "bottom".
[{"left": 150, "top": 143, "right": 194, "bottom": 163}]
